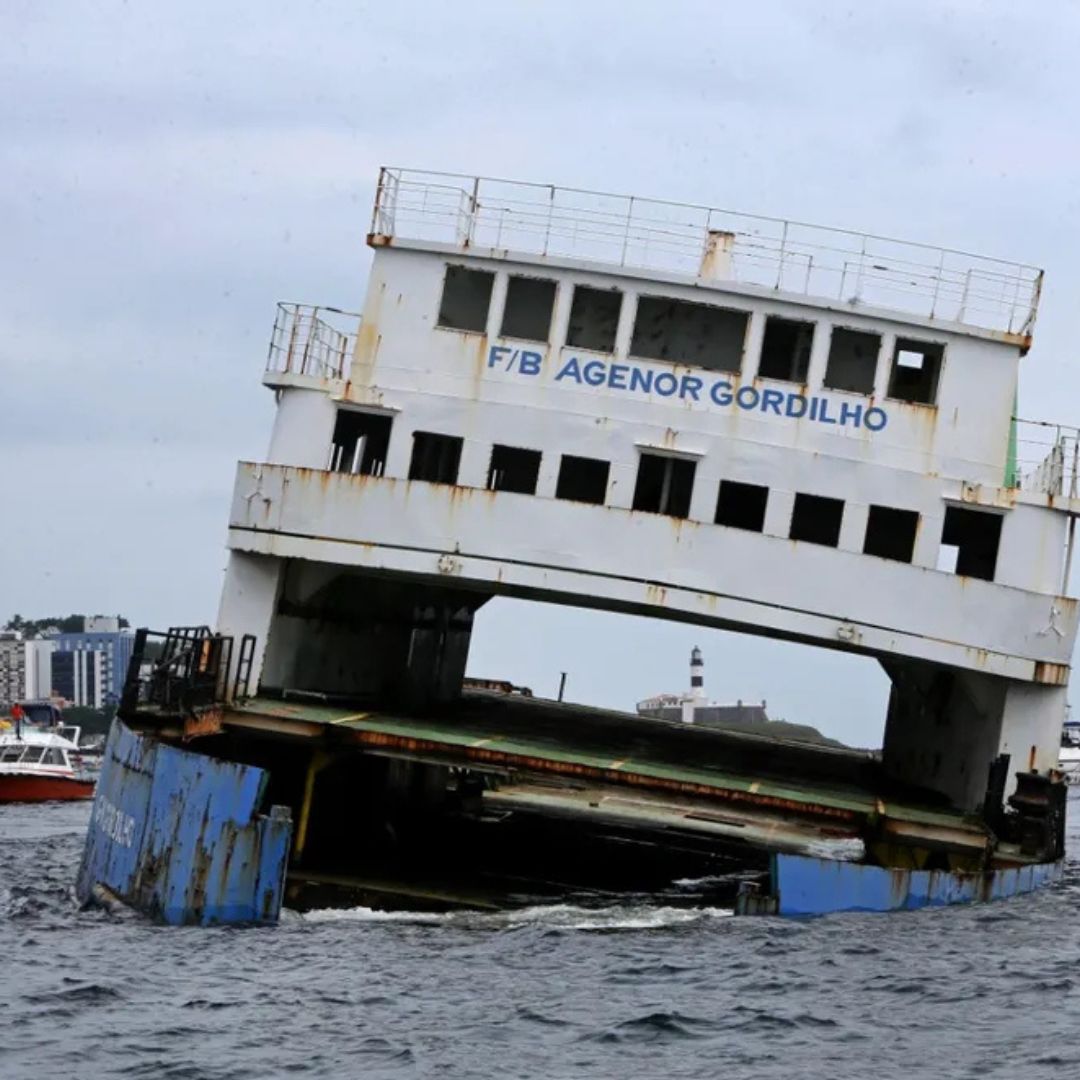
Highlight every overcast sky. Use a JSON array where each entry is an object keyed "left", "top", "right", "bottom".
[{"left": 4, "top": 1, "right": 1080, "bottom": 745}]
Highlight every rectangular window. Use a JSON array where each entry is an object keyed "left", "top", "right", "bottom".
[
  {"left": 566, "top": 287, "right": 622, "bottom": 352},
  {"left": 632, "top": 453, "right": 696, "bottom": 519},
  {"left": 328, "top": 410, "right": 392, "bottom": 476},
  {"left": 758, "top": 317, "right": 814, "bottom": 382},
  {"left": 408, "top": 432, "right": 464, "bottom": 485},
  {"left": 437, "top": 266, "right": 494, "bottom": 333},
  {"left": 790, "top": 493, "right": 844, "bottom": 547},
  {"left": 630, "top": 296, "right": 747, "bottom": 372},
  {"left": 555, "top": 455, "right": 610, "bottom": 505},
  {"left": 501, "top": 276, "right": 557, "bottom": 342},
  {"left": 941, "top": 506, "right": 1001, "bottom": 581},
  {"left": 824, "top": 327, "right": 880, "bottom": 394},
  {"left": 487, "top": 445, "right": 541, "bottom": 495},
  {"left": 715, "top": 480, "right": 768, "bottom": 532},
  {"left": 863, "top": 505, "right": 919, "bottom": 563},
  {"left": 888, "top": 338, "right": 944, "bottom": 405}
]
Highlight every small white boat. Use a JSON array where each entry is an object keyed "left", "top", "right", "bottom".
[
  {"left": 0, "top": 724, "right": 96, "bottom": 802},
  {"left": 1059, "top": 721, "right": 1080, "bottom": 784}
]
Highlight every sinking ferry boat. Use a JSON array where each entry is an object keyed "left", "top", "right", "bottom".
[{"left": 78, "top": 168, "right": 1078, "bottom": 923}]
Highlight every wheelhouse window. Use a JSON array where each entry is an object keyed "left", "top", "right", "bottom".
[
  {"left": 408, "top": 432, "right": 464, "bottom": 485},
  {"left": 437, "top": 266, "right": 494, "bottom": 333},
  {"left": 632, "top": 453, "right": 696, "bottom": 519},
  {"left": 566, "top": 287, "right": 622, "bottom": 352},
  {"left": 790, "top": 493, "right": 844, "bottom": 547},
  {"left": 824, "top": 327, "right": 880, "bottom": 394},
  {"left": 715, "top": 480, "right": 769, "bottom": 532},
  {"left": 555, "top": 455, "right": 610, "bottom": 505},
  {"left": 863, "top": 505, "right": 919, "bottom": 563},
  {"left": 328, "top": 409, "right": 392, "bottom": 476},
  {"left": 940, "top": 506, "right": 1001, "bottom": 581},
  {"left": 758, "top": 317, "right": 814, "bottom": 382},
  {"left": 501, "top": 276, "right": 557, "bottom": 342},
  {"left": 888, "top": 339, "right": 944, "bottom": 405},
  {"left": 487, "top": 445, "right": 542, "bottom": 495},
  {"left": 630, "top": 296, "right": 747, "bottom": 372}
]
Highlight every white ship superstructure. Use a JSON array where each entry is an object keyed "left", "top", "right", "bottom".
[
  {"left": 77, "top": 169, "right": 1079, "bottom": 923},
  {"left": 221, "top": 168, "right": 1075, "bottom": 812}
]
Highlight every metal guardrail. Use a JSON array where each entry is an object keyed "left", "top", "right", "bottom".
[
  {"left": 121, "top": 628, "right": 257, "bottom": 717},
  {"left": 1012, "top": 420, "right": 1080, "bottom": 497},
  {"left": 266, "top": 303, "right": 360, "bottom": 380},
  {"left": 370, "top": 167, "right": 1043, "bottom": 339}
]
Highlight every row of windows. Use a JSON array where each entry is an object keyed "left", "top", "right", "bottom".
[
  {"left": 328, "top": 411, "right": 1002, "bottom": 581},
  {"left": 437, "top": 265, "right": 944, "bottom": 405}
]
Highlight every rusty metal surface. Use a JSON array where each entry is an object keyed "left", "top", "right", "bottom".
[
  {"left": 772, "top": 851, "right": 1063, "bottom": 916},
  {"left": 76, "top": 720, "right": 292, "bottom": 925},
  {"left": 225, "top": 694, "right": 989, "bottom": 839}
]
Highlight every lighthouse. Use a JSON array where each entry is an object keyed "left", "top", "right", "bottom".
[{"left": 690, "top": 646, "right": 705, "bottom": 699}]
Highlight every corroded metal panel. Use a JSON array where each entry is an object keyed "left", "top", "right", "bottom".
[
  {"left": 76, "top": 720, "right": 292, "bottom": 925},
  {"left": 772, "top": 852, "right": 1063, "bottom": 916}
]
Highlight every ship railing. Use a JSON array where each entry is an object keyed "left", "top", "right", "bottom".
[
  {"left": 371, "top": 167, "right": 1043, "bottom": 339},
  {"left": 1011, "top": 419, "right": 1080, "bottom": 497},
  {"left": 266, "top": 302, "right": 360, "bottom": 380},
  {"left": 120, "top": 628, "right": 258, "bottom": 718}
]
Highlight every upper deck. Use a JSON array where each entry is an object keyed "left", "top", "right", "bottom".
[{"left": 369, "top": 167, "right": 1043, "bottom": 348}]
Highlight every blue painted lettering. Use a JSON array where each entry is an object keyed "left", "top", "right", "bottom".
[
  {"left": 583, "top": 360, "right": 606, "bottom": 387},
  {"left": 838, "top": 401, "right": 863, "bottom": 428},
  {"left": 654, "top": 372, "right": 678, "bottom": 396},
  {"left": 630, "top": 367, "right": 653, "bottom": 394},
  {"left": 761, "top": 388, "right": 784, "bottom": 415},
  {"left": 786, "top": 393, "right": 808, "bottom": 418},
  {"left": 736, "top": 386, "right": 760, "bottom": 410},
  {"left": 555, "top": 357, "right": 582, "bottom": 383},
  {"left": 864, "top": 406, "right": 888, "bottom": 431},
  {"left": 679, "top": 375, "right": 703, "bottom": 401},
  {"left": 519, "top": 350, "right": 542, "bottom": 375},
  {"left": 710, "top": 380, "right": 734, "bottom": 406},
  {"left": 819, "top": 398, "right": 837, "bottom": 425},
  {"left": 488, "top": 345, "right": 511, "bottom": 368}
]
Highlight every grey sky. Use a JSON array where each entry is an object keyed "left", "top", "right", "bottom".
[{"left": 3, "top": 1, "right": 1078, "bottom": 744}]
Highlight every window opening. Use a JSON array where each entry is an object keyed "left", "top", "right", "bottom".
[
  {"left": 487, "top": 445, "right": 542, "bottom": 495},
  {"left": 44, "top": 747, "right": 64, "bottom": 766},
  {"left": 631, "top": 296, "right": 747, "bottom": 371},
  {"left": 888, "top": 338, "right": 944, "bottom": 405},
  {"left": 824, "top": 327, "right": 880, "bottom": 394},
  {"left": 408, "top": 432, "right": 464, "bottom": 485},
  {"left": 941, "top": 506, "right": 1001, "bottom": 581},
  {"left": 501, "top": 276, "right": 556, "bottom": 342},
  {"left": 566, "top": 287, "right": 622, "bottom": 352},
  {"left": 632, "top": 453, "right": 696, "bottom": 519},
  {"left": 329, "top": 410, "right": 392, "bottom": 476},
  {"left": 758, "top": 317, "right": 814, "bottom": 382},
  {"left": 863, "top": 505, "right": 919, "bottom": 563},
  {"left": 555, "top": 455, "right": 610, "bottom": 505},
  {"left": 715, "top": 480, "right": 769, "bottom": 532},
  {"left": 437, "top": 266, "right": 494, "bottom": 332},
  {"left": 790, "top": 493, "right": 844, "bottom": 547}
]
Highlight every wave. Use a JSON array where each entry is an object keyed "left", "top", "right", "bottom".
[{"left": 296, "top": 901, "right": 733, "bottom": 931}]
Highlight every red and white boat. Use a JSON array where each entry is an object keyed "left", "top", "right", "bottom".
[{"left": 0, "top": 725, "right": 96, "bottom": 802}]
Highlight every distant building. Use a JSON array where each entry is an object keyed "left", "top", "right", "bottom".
[
  {"left": 636, "top": 645, "right": 771, "bottom": 729},
  {"left": 51, "top": 649, "right": 105, "bottom": 709},
  {"left": 0, "top": 633, "right": 26, "bottom": 711},
  {"left": 24, "top": 639, "right": 55, "bottom": 700},
  {"left": 49, "top": 618, "right": 134, "bottom": 704}
]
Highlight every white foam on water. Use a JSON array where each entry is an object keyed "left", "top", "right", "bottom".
[{"left": 295, "top": 902, "right": 734, "bottom": 930}]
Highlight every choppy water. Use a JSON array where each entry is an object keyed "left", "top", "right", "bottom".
[{"left": 3, "top": 799, "right": 1080, "bottom": 1080}]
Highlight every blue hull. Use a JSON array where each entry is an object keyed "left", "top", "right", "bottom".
[
  {"left": 76, "top": 720, "right": 292, "bottom": 925},
  {"left": 772, "top": 852, "right": 1063, "bottom": 916}
]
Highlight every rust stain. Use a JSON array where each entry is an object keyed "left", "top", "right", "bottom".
[{"left": 348, "top": 729, "right": 859, "bottom": 822}]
